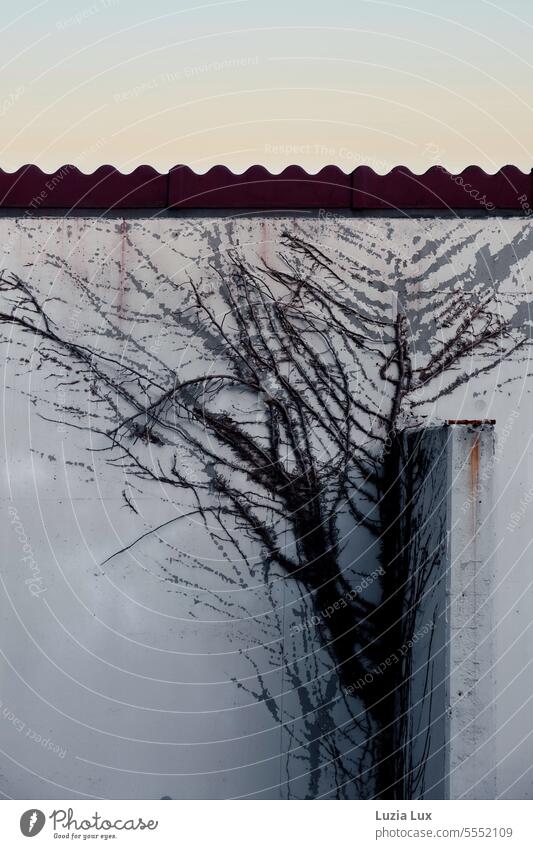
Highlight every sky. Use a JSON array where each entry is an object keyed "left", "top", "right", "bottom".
[{"left": 1, "top": 0, "right": 533, "bottom": 173}]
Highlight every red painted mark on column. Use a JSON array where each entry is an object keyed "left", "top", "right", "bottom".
[
  {"left": 470, "top": 435, "right": 480, "bottom": 540},
  {"left": 470, "top": 437, "right": 480, "bottom": 493}
]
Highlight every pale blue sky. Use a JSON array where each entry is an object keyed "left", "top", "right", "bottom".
[{"left": 1, "top": 0, "right": 532, "bottom": 171}]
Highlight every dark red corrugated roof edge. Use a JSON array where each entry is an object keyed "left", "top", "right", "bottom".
[{"left": 0, "top": 164, "right": 531, "bottom": 210}]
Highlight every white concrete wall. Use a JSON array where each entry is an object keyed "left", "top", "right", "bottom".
[{"left": 0, "top": 214, "right": 532, "bottom": 799}]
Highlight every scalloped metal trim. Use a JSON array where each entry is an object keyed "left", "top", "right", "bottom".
[{"left": 0, "top": 164, "right": 530, "bottom": 210}]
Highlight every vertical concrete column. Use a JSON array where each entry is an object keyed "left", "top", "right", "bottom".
[
  {"left": 397, "top": 423, "right": 496, "bottom": 799},
  {"left": 446, "top": 422, "right": 496, "bottom": 800}
]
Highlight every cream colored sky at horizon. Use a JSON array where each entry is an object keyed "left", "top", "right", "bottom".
[{"left": 1, "top": 0, "right": 533, "bottom": 173}]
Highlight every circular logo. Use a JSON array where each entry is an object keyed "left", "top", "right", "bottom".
[{"left": 20, "top": 810, "right": 46, "bottom": 837}]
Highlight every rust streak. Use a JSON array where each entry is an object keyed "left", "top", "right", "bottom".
[
  {"left": 118, "top": 218, "right": 126, "bottom": 319},
  {"left": 469, "top": 435, "right": 481, "bottom": 546}
]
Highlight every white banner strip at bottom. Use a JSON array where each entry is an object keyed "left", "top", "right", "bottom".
[{"left": 1, "top": 799, "right": 531, "bottom": 848}]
